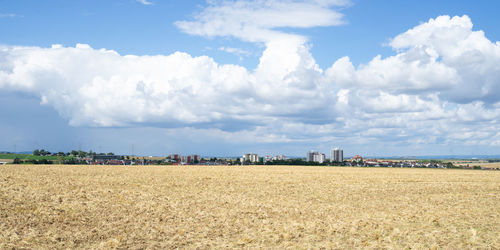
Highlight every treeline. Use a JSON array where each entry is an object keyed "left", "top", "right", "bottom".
[
  {"left": 12, "top": 157, "right": 87, "bottom": 165},
  {"left": 264, "top": 159, "right": 345, "bottom": 166},
  {"left": 33, "top": 149, "right": 115, "bottom": 157},
  {"left": 236, "top": 158, "right": 346, "bottom": 166},
  {"left": 11, "top": 149, "right": 107, "bottom": 165},
  {"left": 13, "top": 158, "right": 54, "bottom": 164}
]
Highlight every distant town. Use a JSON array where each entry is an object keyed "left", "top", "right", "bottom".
[{"left": 1, "top": 148, "right": 499, "bottom": 170}]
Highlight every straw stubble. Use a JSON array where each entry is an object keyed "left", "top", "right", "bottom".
[{"left": 0, "top": 165, "right": 499, "bottom": 248}]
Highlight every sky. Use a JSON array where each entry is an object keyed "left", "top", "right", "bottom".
[{"left": 1, "top": 0, "right": 499, "bottom": 157}]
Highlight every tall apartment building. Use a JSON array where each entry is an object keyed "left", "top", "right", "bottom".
[
  {"left": 242, "top": 153, "right": 259, "bottom": 163},
  {"left": 314, "top": 153, "right": 326, "bottom": 163},
  {"left": 307, "top": 151, "right": 315, "bottom": 162},
  {"left": 169, "top": 154, "right": 199, "bottom": 164},
  {"left": 170, "top": 154, "right": 180, "bottom": 162},
  {"left": 331, "top": 148, "right": 344, "bottom": 162},
  {"left": 307, "top": 151, "right": 326, "bottom": 163},
  {"left": 273, "top": 155, "right": 286, "bottom": 161}
]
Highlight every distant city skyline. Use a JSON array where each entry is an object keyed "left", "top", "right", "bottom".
[{"left": 1, "top": 0, "right": 499, "bottom": 156}]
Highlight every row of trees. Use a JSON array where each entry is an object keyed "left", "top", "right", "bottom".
[
  {"left": 13, "top": 156, "right": 88, "bottom": 165},
  {"left": 33, "top": 149, "right": 115, "bottom": 157},
  {"left": 236, "top": 158, "right": 346, "bottom": 166},
  {"left": 237, "top": 158, "right": 463, "bottom": 168},
  {"left": 11, "top": 149, "right": 114, "bottom": 165},
  {"left": 13, "top": 158, "right": 53, "bottom": 164}
]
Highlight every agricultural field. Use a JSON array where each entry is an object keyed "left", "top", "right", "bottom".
[
  {"left": 0, "top": 165, "right": 499, "bottom": 248},
  {"left": 448, "top": 160, "right": 500, "bottom": 169},
  {"left": 478, "top": 162, "right": 500, "bottom": 169}
]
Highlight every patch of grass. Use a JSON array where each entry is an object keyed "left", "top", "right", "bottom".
[{"left": 0, "top": 165, "right": 499, "bottom": 248}]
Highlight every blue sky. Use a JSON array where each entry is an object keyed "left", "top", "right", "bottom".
[{"left": 1, "top": 0, "right": 499, "bottom": 157}]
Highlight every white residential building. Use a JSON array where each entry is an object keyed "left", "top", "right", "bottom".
[
  {"left": 273, "top": 155, "right": 286, "bottom": 161},
  {"left": 307, "top": 151, "right": 315, "bottom": 162},
  {"left": 314, "top": 153, "right": 326, "bottom": 163},
  {"left": 242, "top": 153, "right": 259, "bottom": 163},
  {"left": 331, "top": 148, "right": 344, "bottom": 162},
  {"left": 307, "top": 151, "right": 326, "bottom": 163}
]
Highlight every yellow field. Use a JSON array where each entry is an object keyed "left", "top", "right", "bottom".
[
  {"left": 479, "top": 162, "right": 500, "bottom": 168},
  {"left": 447, "top": 160, "right": 500, "bottom": 169},
  {"left": 462, "top": 162, "right": 500, "bottom": 169},
  {"left": 1, "top": 165, "right": 499, "bottom": 248}
]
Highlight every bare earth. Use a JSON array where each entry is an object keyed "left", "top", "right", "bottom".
[{"left": 1, "top": 165, "right": 499, "bottom": 249}]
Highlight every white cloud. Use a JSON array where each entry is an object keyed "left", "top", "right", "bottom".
[
  {"left": 320, "top": 15, "right": 500, "bottom": 148},
  {"left": 136, "top": 0, "right": 153, "bottom": 5},
  {"left": 1, "top": 10, "right": 499, "bottom": 148},
  {"left": 175, "top": 0, "right": 348, "bottom": 44},
  {"left": 0, "top": 43, "right": 327, "bottom": 128},
  {"left": 218, "top": 47, "right": 252, "bottom": 59},
  {"left": 327, "top": 15, "right": 500, "bottom": 103}
]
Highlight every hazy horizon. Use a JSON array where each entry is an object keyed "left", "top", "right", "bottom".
[{"left": 1, "top": 0, "right": 499, "bottom": 157}]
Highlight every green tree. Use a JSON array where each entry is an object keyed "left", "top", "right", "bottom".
[{"left": 78, "top": 150, "right": 87, "bottom": 158}]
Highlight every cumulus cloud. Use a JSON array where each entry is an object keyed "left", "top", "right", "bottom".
[
  {"left": 0, "top": 42, "right": 327, "bottom": 129},
  {"left": 321, "top": 15, "right": 500, "bottom": 148},
  {"left": 326, "top": 15, "right": 500, "bottom": 103},
  {"left": 0, "top": 9, "right": 499, "bottom": 148}
]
